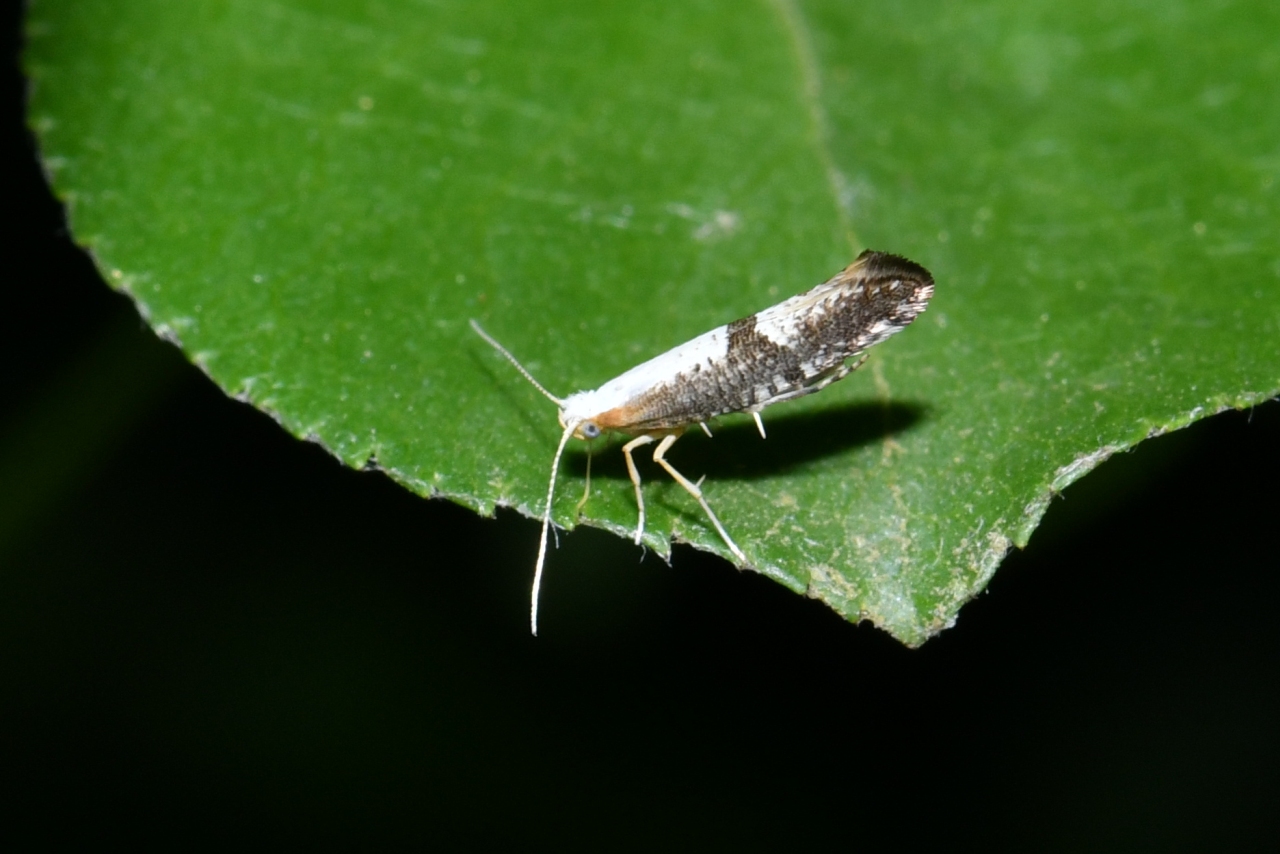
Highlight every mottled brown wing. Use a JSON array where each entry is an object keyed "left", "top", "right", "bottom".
[{"left": 610, "top": 250, "right": 935, "bottom": 432}]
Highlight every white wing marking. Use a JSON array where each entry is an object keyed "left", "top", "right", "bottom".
[{"left": 561, "top": 323, "right": 730, "bottom": 421}]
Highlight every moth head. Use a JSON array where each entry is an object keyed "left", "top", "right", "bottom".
[{"left": 558, "top": 409, "right": 601, "bottom": 441}]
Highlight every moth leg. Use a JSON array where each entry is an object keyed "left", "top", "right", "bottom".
[
  {"left": 621, "top": 434, "right": 657, "bottom": 545},
  {"left": 574, "top": 441, "right": 593, "bottom": 518},
  {"left": 751, "top": 411, "right": 767, "bottom": 439},
  {"left": 827, "top": 353, "right": 870, "bottom": 386},
  {"left": 651, "top": 434, "right": 747, "bottom": 564}
]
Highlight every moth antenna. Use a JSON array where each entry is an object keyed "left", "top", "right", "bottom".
[
  {"left": 531, "top": 419, "right": 579, "bottom": 636},
  {"left": 469, "top": 319, "right": 565, "bottom": 406}
]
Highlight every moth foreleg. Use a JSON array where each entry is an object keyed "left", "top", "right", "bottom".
[
  {"left": 574, "top": 441, "right": 593, "bottom": 518},
  {"left": 621, "top": 434, "right": 657, "bottom": 545},
  {"left": 651, "top": 434, "right": 746, "bottom": 564}
]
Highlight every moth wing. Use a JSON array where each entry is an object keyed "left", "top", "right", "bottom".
[
  {"left": 750, "top": 251, "right": 934, "bottom": 355},
  {"left": 745, "top": 262, "right": 873, "bottom": 352}
]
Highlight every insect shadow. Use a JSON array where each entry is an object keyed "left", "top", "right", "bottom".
[
  {"left": 467, "top": 345, "right": 553, "bottom": 438},
  {"left": 564, "top": 398, "right": 930, "bottom": 484}
]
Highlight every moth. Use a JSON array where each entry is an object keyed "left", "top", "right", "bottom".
[{"left": 472, "top": 249, "right": 935, "bottom": 634}]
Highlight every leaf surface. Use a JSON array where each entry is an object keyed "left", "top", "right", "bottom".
[{"left": 27, "top": 0, "right": 1280, "bottom": 643}]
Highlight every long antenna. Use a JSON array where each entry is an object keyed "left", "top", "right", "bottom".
[
  {"left": 471, "top": 318, "right": 576, "bottom": 635},
  {"left": 469, "top": 319, "right": 565, "bottom": 406},
  {"left": 531, "top": 419, "right": 579, "bottom": 636}
]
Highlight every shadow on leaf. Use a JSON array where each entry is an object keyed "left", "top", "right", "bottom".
[{"left": 566, "top": 399, "right": 930, "bottom": 484}]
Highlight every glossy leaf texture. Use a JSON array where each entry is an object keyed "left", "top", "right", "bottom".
[{"left": 26, "top": 0, "right": 1280, "bottom": 643}]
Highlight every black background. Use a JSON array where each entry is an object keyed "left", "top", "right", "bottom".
[{"left": 4, "top": 5, "right": 1278, "bottom": 848}]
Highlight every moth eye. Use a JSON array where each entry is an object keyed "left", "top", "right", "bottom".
[{"left": 581, "top": 422, "right": 601, "bottom": 439}]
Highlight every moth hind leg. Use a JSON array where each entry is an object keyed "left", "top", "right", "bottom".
[
  {"left": 829, "top": 352, "right": 870, "bottom": 385},
  {"left": 650, "top": 434, "right": 746, "bottom": 564}
]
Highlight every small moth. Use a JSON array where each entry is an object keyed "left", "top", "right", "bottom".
[{"left": 472, "top": 249, "right": 934, "bottom": 634}]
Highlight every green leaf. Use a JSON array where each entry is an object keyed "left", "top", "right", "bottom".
[{"left": 26, "top": 0, "right": 1280, "bottom": 644}]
